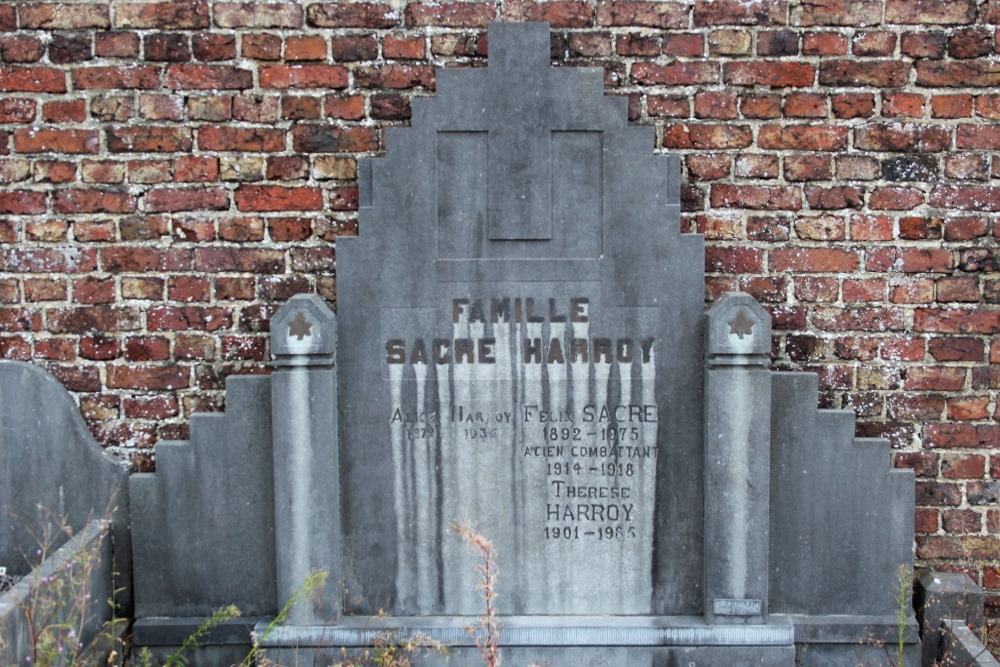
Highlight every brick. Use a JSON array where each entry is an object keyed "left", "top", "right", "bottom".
[
  {"left": 867, "top": 247, "right": 952, "bottom": 273},
  {"left": 188, "top": 96, "right": 232, "bottom": 121},
  {"left": 708, "top": 29, "right": 752, "bottom": 55},
  {"left": 137, "top": 94, "right": 183, "bottom": 121},
  {"left": 260, "top": 65, "right": 348, "bottom": 89},
  {"left": 958, "top": 248, "right": 996, "bottom": 273},
  {"left": 930, "top": 186, "right": 1000, "bottom": 212},
  {"left": 948, "top": 28, "right": 992, "bottom": 59},
  {"left": 631, "top": 62, "right": 719, "bottom": 86},
  {"left": 693, "top": 92, "right": 737, "bottom": 120},
  {"left": 819, "top": 60, "right": 910, "bottom": 87},
  {"left": 286, "top": 35, "right": 328, "bottom": 61},
  {"left": 505, "top": 1, "right": 595, "bottom": 27},
  {"left": 371, "top": 94, "right": 410, "bottom": 121},
  {"left": 115, "top": 2, "right": 209, "bottom": 29},
  {"left": 0, "top": 67, "right": 66, "bottom": 93},
  {"left": 932, "top": 95, "right": 973, "bottom": 119},
  {"left": 144, "top": 33, "right": 190, "bottom": 62},
  {"left": 924, "top": 424, "right": 1000, "bottom": 449},
  {"left": 855, "top": 123, "right": 951, "bottom": 152},
  {"left": 101, "top": 246, "right": 190, "bottom": 272},
  {"left": 235, "top": 185, "right": 322, "bottom": 212},
  {"left": 354, "top": 65, "right": 435, "bottom": 89},
  {"left": 853, "top": 31, "right": 896, "bottom": 56},
  {"left": 740, "top": 94, "right": 781, "bottom": 118},
  {"left": 972, "top": 367, "right": 1000, "bottom": 390},
  {"left": 813, "top": 307, "right": 905, "bottom": 332},
  {"left": 198, "top": 126, "right": 285, "bottom": 152},
  {"left": 770, "top": 247, "right": 858, "bottom": 272},
  {"left": 929, "top": 337, "right": 984, "bottom": 361},
  {"left": 957, "top": 125, "right": 1000, "bottom": 150},
  {"left": 383, "top": 35, "right": 426, "bottom": 60},
  {"left": 975, "top": 95, "right": 1000, "bottom": 119},
  {"left": 662, "top": 124, "right": 751, "bottom": 150},
  {"left": 795, "top": 215, "right": 843, "bottom": 240},
  {"left": 121, "top": 277, "right": 164, "bottom": 299},
  {"left": 47, "top": 306, "right": 140, "bottom": 334},
  {"left": 885, "top": 0, "right": 976, "bottom": 24},
  {"left": 711, "top": 184, "right": 802, "bottom": 210},
  {"left": 96, "top": 32, "right": 140, "bottom": 58},
  {"left": 880, "top": 337, "right": 925, "bottom": 361},
  {"left": 724, "top": 62, "right": 814, "bottom": 87},
  {"left": 307, "top": 2, "right": 398, "bottom": 28},
  {"left": 34, "top": 338, "right": 76, "bottom": 361},
  {"left": 802, "top": 31, "right": 848, "bottom": 55},
  {"left": 292, "top": 125, "right": 376, "bottom": 153},
  {"left": 175, "top": 156, "right": 219, "bottom": 182},
  {"left": 242, "top": 34, "right": 281, "bottom": 60},
  {"left": 694, "top": 0, "right": 786, "bottom": 25},
  {"left": 805, "top": 186, "right": 863, "bottom": 209},
  {"left": 25, "top": 219, "right": 68, "bottom": 242},
  {"left": 882, "top": 93, "right": 925, "bottom": 118},
  {"left": 172, "top": 219, "right": 215, "bottom": 242},
  {"left": 175, "top": 34, "right": 223, "bottom": 62},
  {"left": 0, "top": 191, "right": 46, "bottom": 215},
  {"left": 686, "top": 155, "right": 730, "bottom": 180},
  {"left": 758, "top": 30, "right": 799, "bottom": 55},
  {"left": 661, "top": 34, "right": 703, "bottom": 57},
  {"left": 596, "top": 1, "right": 687, "bottom": 28},
  {"left": 90, "top": 95, "right": 134, "bottom": 122},
  {"left": 0, "top": 36, "right": 45, "bottom": 63},
  {"left": 20, "top": 3, "right": 109, "bottom": 29},
  {"left": 53, "top": 189, "right": 136, "bottom": 214},
  {"left": 74, "top": 220, "right": 115, "bottom": 242},
  {"left": 889, "top": 276, "right": 935, "bottom": 303},
  {"left": 73, "top": 277, "right": 115, "bottom": 305},
  {"left": 266, "top": 155, "right": 309, "bottom": 182},
  {"left": 165, "top": 64, "right": 252, "bottom": 90},
  {"left": 129, "top": 160, "right": 171, "bottom": 184},
  {"left": 917, "top": 62, "right": 1000, "bottom": 88},
  {"left": 849, "top": 214, "right": 893, "bottom": 240},
  {"left": 42, "top": 100, "right": 86, "bottom": 124},
  {"left": 943, "top": 216, "right": 989, "bottom": 241},
  {"left": 905, "top": 367, "right": 967, "bottom": 391},
  {"left": 900, "top": 31, "right": 946, "bottom": 58},
  {"left": 107, "top": 365, "right": 189, "bottom": 390},
  {"left": 836, "top": 157, "right": 879, "bottom": 183},
  {"left": 194, "top": 247, "right": 283, "bottom": 273},
  {"left": 841, "top": 278, "right": 886, "bottom": 303},
  {"left": 49, "top": 34, "right": 93, "bottom": 65},
  {"left": 404, "top": 2, "right": 495, "bottom": 27},
  {"left": 0, "top": 158, "right": 30, "bottom": 183},
  {"left": 0, "top": 99, "right": 34, "bottom": 124},
  {"left": 13, "top": 129, "right": 97, "bottom": 155},
  {"left": 214, "top": 3, "right": 301, "bottom": 27},
  {"left": 647, "top": 95, "right": 690, "bottom": 118},
  {"left": 73, "top": 66, "right": 159, "bottom": 90},
  {"left": 944, "top": 154, "right": 988, "bottom": 180},
  {"left": 146, "top": 187, "right": 228, "bottom": 213},
  {"left": 311, "top": 156, "right": 356, "bottom": 180},
  {"left": 108, "top": 126, "right": 192, "bottom": 153},
  {"left": 759, "top": 125, "right": 847, "bottom": 151},
  {"left": 784, "top": 93, "right": 826, "bottom": 118},
  {"left": 790, "top": 277, "right": 837, "bottom": 302},
  {"left": 793, "top": 0, "right": 882, "bottom": 26},
  {"left": 914, "top": 308, "right": 1000, "bottom": 333},
  {"left": 832, "top": 93, "right": 875, "bottom": 119}
]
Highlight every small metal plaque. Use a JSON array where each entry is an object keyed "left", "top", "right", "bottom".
[{"left": 712, "top": 598, "right": 763, "bottom": 617}]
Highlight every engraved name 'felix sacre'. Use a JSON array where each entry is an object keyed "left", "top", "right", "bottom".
[{"left": 385, "top": 297, "right": 656, "bottom": 365}]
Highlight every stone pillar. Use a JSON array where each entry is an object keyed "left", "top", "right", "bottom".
[
  {"left": 916, "top": 571, "right": 986, "bottom": 666},
  {"left": 703, "top": 292, "right": 771, "bottom": 624},
  {"left": 270, "top": 294, "right": 341, "bottom": 625}
]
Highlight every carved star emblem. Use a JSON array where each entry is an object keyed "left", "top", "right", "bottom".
[
  {"left": 728, "top": 310, "right": 755, "bottom": 340},
  {"left": 288, "top": 312, "right": 313, "bottom": 341}
]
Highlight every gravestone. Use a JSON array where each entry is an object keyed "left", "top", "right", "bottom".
[{"left": 126, "top": 22, "right": 919, "bottom": 666}]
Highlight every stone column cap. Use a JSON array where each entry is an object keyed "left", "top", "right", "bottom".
[
  {"left": 271, "top": 294, "right": 337, "bottom": 367},
  {"left": 705, "top": 292, "right": 771, "bottom": 362}
]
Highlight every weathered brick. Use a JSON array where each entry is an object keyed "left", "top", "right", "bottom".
[
  {"left": 73, "top": 66, "right": 160, "bottom": 90},
  {"left": 260, "top": 65, "right": 348, "bottom": 89},
  {"left": 916, "top": 62, "right": 1000, "bottom": 88},
  {"left": 914, "top": 308, "right": 1000, "bottom": 333},
  {"left": 107, "top": 364, "right": 190, "bottom": 390},
  {"left": 165, "top": 64, "right": 252, "bottom": 90},
  {"left": 20, "top": 3, "right": 109, "bottom": 29},
  {"left": 198, "top": 126, "right": 285, "bottom": 152},
  {"left": 145, "top": 187, "right": 228, "bottom": 213},
  {"left": 957, "top": 125, "right": 1000, "bottom": 150},
  {"left": 631, "top": 62, "right": 719, "bottom": 85},
  {"left": 235, "top": 185, "right": 322, "bottom": 212},
  {"left": 214, "top": 2, "right": 301, "bottom": 27},
  {"left": 115, "top": 2, "right": 209, "bottom": 29},
  {"left": 724, "top": 62, "right": 814, "bottom": 87},
  {"left": 819, "top": 60, "right": 910, "bottom": 87},
  {"left": 193, "top": 33, "right": 236, "bottom": 61},
  {"left": 0, "top": 67, "right": 66, "bottom": 93},
  {"left": 695, "top": 0, "right": 786, "bottom": 25},
  {"left": 287, "top": 35, "right": 329, "bottom": 61},
  {"left": 662, "top": 124, "right": 752, "bottom": 149},
  {"left": 885, "top": 0, "right": 975, "bottom": 24},
  {"left": 770, "top": 247, "right": 858, "bottom": 272},
  {"left": 855, "top": 123, "right": 951, "bottom": 152},
  {"left": 805, "top": 186, "right": 864, "bottom": 209},
  {"left": 292, "top": 125, "right": 376, "bottom": 153},
  {"left": 107, "top": 126, "right": 192, "bottom": 153},
  {"left": 53, "top": 189, "right": 136, "bottom": 214},
  {"left": 354, "top": 65, "right": 435, "bottom": 89},
  {"left": 793, "top": 0, "right": 882, "bottom": 26},
  {"left": 596, "top": 1, "right": 687, "bottom": 28},
  {"left": 405, "top": 2, "right": 495, "bottom": 27},
  {"left": 711, "top": 184, "right": 802, "bottom": 210},
  {"left": 759, "top": 125, "right": 847, "bottom": 151},
  {"left": 930, "top": 186, "right": 1000, "bottom": 212},
  {"left": 924, "top": 424, "right": 1000, "bottom": 449}
]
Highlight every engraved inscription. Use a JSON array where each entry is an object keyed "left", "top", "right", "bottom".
[{"left": 713, "top": 598, "right": 763, "bottom": 616}]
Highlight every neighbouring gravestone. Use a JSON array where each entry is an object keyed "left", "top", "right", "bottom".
[{"left": 125, "top": 22, "right": 920, "bottom": 666}]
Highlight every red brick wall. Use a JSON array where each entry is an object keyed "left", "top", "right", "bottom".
[{"left": 0, "top": 0, "right": 997, "bottom": 635}]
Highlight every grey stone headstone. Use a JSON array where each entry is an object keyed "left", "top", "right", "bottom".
[
  {"left": 336, "top": 21, "right": 704, "bottom": 616},
  {"left": 0, "top": 360, "right": 131, "bottom": 610}
]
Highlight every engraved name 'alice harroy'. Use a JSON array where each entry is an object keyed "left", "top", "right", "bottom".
[{"left": 385, "top": 297, "right": 655, "bottom": 365}]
